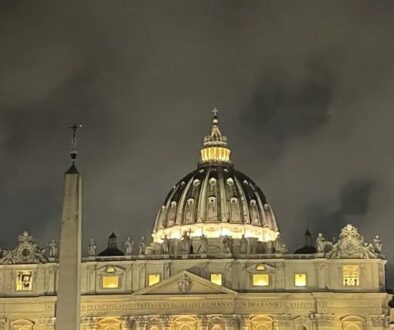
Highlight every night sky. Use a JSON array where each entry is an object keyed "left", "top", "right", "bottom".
[{"left": 1, "top": 1, "right": 394, "bottom": 284}]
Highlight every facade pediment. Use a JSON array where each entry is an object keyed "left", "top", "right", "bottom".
[{"left": 132, "top": 270, "right": 237, "bottom": 296}]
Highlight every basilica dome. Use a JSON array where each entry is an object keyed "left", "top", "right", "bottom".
[{"left": 152, "top": 112, "right": 279, "bottom": 243}]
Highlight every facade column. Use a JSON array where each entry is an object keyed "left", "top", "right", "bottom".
[
  {"left": 223, "top": 315, "right": 238, "bottom": 330},
  {"left": 160, "top": 315, "right": 173, "bottom": 330},
  {"left": 310, "top": 313, "right": 336, "bottom": 330},
  {"left": 239, "top": 316, "right": 251, "bottom": 330},
  {"left": 135, "top": 316, "right": 147, "bottom": 330},
  {"left": 81, "top": 317, "right": 98, "bottom": 330},
  {"left": 197, "top": 315, "right": 209, "bottom": 330},
  {"left": 274, "top": 314, "right": 292, "bottom": 330},
  {"left": 121, "top": 316, "right": 133, "bottom": 330},
  {"left": 0, "top": 319, "right": 7, "bottom": 330}
]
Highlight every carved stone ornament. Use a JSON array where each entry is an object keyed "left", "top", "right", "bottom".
[
  {"left": 0, "top": 231, "right": 47, "bottom": 264},
  {"left": 326, "top": 224, "right": 377, "bottom": 259},
  {"left": 178, "top": 274, "right": 192, "bottom": 294}
]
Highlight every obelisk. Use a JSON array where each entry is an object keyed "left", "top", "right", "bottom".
[{"left": 55, "top": 124, "right": 82, "bottom": 330}]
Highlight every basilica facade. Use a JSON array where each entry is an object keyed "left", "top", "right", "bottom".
[{"left": 0, "top": 113, "right": 392, "bottom": 329}]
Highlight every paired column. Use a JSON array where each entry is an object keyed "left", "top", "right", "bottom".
[
  {"left": 197, "top": 315, "right": 209, "bottom": 330},
  {"left": 240, "top": 315, "right": 251, "bottom": 330},
  {"left": 121, "top": 316, "right": 133, "bottom": 330},
  {"left": 134, "top": 316, "right": 147, "bottom": 330},
  {"left": 223, "top": 315, "right": 238, "bottom": 330},
  {"left": 80, "top": 317, "right": 98, "bottom": 330},
  {"left": 0, "top": 319, "right": 7, "bottom": 330}
]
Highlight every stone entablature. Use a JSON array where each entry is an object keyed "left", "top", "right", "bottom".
[{"left": 0, "top": 291, "right": 391, "bottom": 329}]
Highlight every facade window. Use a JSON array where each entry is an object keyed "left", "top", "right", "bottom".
[
  {"left": 294, "top": 273, "right": 307, "bottom": 287},
  {"left": 252, "top": 274, "right": 269, "bottom": 287},
  {"left": 16, "top": 271, "right": 33, "bottom": 291},
  {"left": 210, "top": 273, "right": 223, "bottom": 286},
  {"left": 102, "top": 275, "right": 119, "bottom": 289},
  {"left": 148, "top": 274, "right": 161, "bottom": 286},
  {"left": 342, "top": 265, "right": 359, "bottom": 286}
]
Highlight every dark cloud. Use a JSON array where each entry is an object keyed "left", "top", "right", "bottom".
[
  {"left": 241, "top": 62, "right": 334, "bottom": 157},
  {"left": 304, "top": 179, "right": 375, "bottom": 239},
  {"left": 1, "top": 1, "right": 394, "bottom": 285}
]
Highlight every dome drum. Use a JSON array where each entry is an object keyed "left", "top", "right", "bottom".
[{"left": 145, "top": 235, "right": 285, "bottom": 257}]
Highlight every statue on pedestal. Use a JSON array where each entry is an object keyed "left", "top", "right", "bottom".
[
  {"left": 198, "top": 234, "right": 208, "bottom": 254},
  {"left": 182, "top": 232, "right": 191, "bottom": 254},
  {"left": 222, "top": 236, "right": 231, "bottom": 254},
  {"left": 373, "top": 235, "right": 383, "bottom": 253},
  {"left": 88, "top": 238, "right": 97, "bottom": 257},
  {"left": 162, "top": 235, "right": 170, "bottom": 254},
  {"left": 124, "top": 237, "right": 134, "bottom": 255},
  {"left": 48, "top": 239, "right": 58, "bottom": 259},
  {"left": 139, "top": 236, "right": 146, "bottom": 255},
  {"left": 239, "top": 234, "right": 248, "bottom": 254}
]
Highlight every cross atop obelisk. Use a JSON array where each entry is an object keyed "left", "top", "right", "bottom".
[{"left": 69, "top": 123, "right": 82, "bottom": 161}]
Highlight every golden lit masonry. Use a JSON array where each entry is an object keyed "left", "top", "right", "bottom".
[{"left": 0, "top": 114, "right": 391, "bottom": 330}]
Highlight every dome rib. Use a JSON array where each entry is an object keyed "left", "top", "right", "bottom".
[{"left": 152, "top": 165, "right": 279, "bottom": 242}]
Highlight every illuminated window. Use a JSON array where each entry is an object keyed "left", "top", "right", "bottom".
[
  {"left": 252, "top": 274, "right": 269, "bottom": 287},
  {"left": 294, "top": 273, "right": 307, "bottom": 287},
  {"left": 102, "top": 276, "right": 119, "bottom": 289},
  {"left": 343, "top": 265, "right": 359, "bottom": 286},
  {"left": 210, "top": 273, "right": 223, "bottom": 286},
  {"left": 256, "top": 264, "right": 265, "bottom": 271},
  {"left": 148, "top": 274, "right": 161, "bottom": 286},
  {"left": 16, "top": 271, "right": 33, "bottom": 291}
]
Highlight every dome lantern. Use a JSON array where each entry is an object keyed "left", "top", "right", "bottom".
[{"left": 200, "top": 108, "right": 231, "bottom": 165}]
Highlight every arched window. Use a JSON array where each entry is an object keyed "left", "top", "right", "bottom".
[
  {"left": 11, "top": 319, "right": 34, "bottom": 330},
  {"left": 98, "top": 318, "right": 121, "bottom": 330},
  {"left": 250, "top": 315, "right": 273, "bottom": 330},
  {"left": 345, "top": 325, "right": 360, "bottom": 330},
  {"left": 173, "top": 316, "right": 197, "bottom": 330},
  {"left": 341, "top": 315, "right": 364, "bottom": 330}
]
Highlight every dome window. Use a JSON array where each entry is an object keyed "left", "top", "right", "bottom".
[
  {"left": 209, "top": 177, "right": 217, "bottom": 185},
  {"left": 170, "top": 201, "right": 177, "bottom": 207},
  {"left": 230, "top": 197, "right": 238, "bottom": 204},
  {"left": 263, "top": 203, "right": 270, "bottom": 210},
  {"left": 250, "top": 199, "right": 257, "bottom": 206},
  {"left": 208, "top": 196, "right": 216, "bottom": 203},
  {"left": 193, "top": 179, "right": 200, "bottom": 186},
  {"left": 226, "top": 178, "right": 234, "bottom": 186},
  {"left": 187, "top": 198, "right": 194, "bottom": 205}
]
